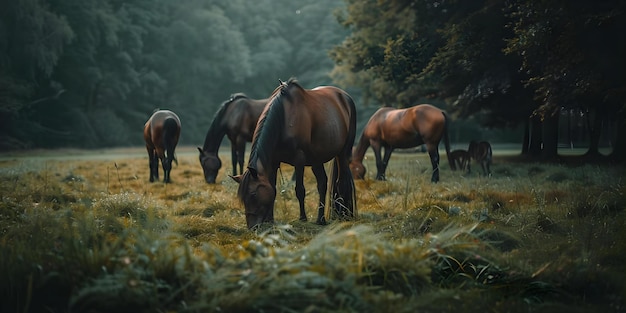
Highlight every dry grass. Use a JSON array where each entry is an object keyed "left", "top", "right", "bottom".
[{"left": 0, "top": 148, "right": 624, "bottom": 312}]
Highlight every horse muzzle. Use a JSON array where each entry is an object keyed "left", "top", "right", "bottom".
[
  {"left": 205, "top": 175, "right": 217, "bottom": 184},
  {"left": 245, "top": 207, "right": 273, "bottom": 229}
]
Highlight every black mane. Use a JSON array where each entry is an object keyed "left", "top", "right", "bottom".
[{"left": 248, "top": 78, "right": 304, "bottom": 168}]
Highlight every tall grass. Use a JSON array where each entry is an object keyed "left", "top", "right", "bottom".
[{"left": 0, "top": 151, "right": 623, "bottom": 312}]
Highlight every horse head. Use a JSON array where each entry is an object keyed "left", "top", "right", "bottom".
[
  {"left": 231, "top": 165, "right": 276, "bottom": 229},
  {"left": 349, "top": 160, "right": 366, "bottom": 179},
  {"left": 198, "top": 147, "right": 222, "bottom": 184},
  {"left": 349, "top": 146, "right": 366, "bottom": 179}
]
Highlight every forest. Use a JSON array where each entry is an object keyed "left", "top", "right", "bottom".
[
  {"left": 1, "top": 0, "right": 625, "bottom": 161},
  {"left": 1, "top": 1, "right": 625, "bottom": 312}
]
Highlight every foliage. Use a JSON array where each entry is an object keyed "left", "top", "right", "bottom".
[
  {"left": 0, "top": 150, "right": 624, "bottom": 312},
  {"left": 0, "top": 0, "right": 347, "bottom": 150},
  {"left": 331, "top": 0, "right": 625, "bottom": 158}
]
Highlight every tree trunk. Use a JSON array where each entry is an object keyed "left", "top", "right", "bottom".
[
  {"left": 528, "top": 114, "right": 542, "bottom": 156},
  {"left": 610, "top": 115, "right": 625, "bottom": 162},
  {"left": 521, "top": 118, "right": 530, "bottom": 155},
  {"left": 586, "top": 108, "right": 603, "bottom": 157},
  {"left": 541, "top": 111, "right": 559, "bottom": 160}
]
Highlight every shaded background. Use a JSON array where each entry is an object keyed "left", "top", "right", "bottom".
[{"left": 1, "top": 0, "right": 624, "bottom": 160}]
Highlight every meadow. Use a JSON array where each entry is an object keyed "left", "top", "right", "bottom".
[{"left": 0, "top": 146, "right": 624, "bottom": 312}]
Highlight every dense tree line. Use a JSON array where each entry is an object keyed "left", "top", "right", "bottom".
[
  {"left": 330, "top": 0, "right": 625, "bottom": 160},
  {"left": 2, "top": 0, "right": 623, "bottom": 161},
  {"left": 0, "top": 0, "right": 347, "bottom": 149}
]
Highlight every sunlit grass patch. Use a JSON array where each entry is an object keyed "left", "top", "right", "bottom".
[{"left": 0, "top": 152, "right": 624, "bottom": 312}]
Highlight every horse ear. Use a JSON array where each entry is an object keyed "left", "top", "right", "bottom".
[
  {"left": 229, "top": 175, "right": 242, "bottom": 184},
  {"left": 248, "top": 166, "right": 258, "bottom": 178},
  {"left": 197, "top": 147, "right": 203, "bottom": 154}
]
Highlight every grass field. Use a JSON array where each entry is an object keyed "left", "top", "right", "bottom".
[{"left": 0, "top": 146, "right": 624, "bottom": 312}]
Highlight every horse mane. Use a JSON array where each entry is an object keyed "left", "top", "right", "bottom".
[
  {"left": 248, "top": 78, "right": 303, "bottom": 169},
  {"left": 202, "top": 94, "right": 249, "bottom": 151}
]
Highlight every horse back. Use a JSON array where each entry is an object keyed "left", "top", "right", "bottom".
[
  {"left": 364, "top": 104, "right": 445, "bottom": 148},
  {"left": 408, "top": 104, "right": 446, "bottom": 140},
  {"left": 146, "top": 110, "right": 181, "bottom": 156},
  {"left": 225, "top": 97, "right": 267, "bottom": 140},
  {"left": 289, "top": 86, "right": 355, "bottom": 162},
  {"left": 469, "top": 141, "right": 492, "bottom": 161}
]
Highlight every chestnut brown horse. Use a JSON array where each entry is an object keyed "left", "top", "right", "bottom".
[
  {"left": 231, "top": 78, "right": 357, "bottom": 229},
  {"left": 198, "top": 94, "right": 268, "bottom": 183},
  {"left": 144, "top": 109, "right": 181, "bottom": 183},
  {"left": 468, "top": 140, "right": 492, "bottom": 176},
  {"left": 349, "top": 104, "right": 451, "bottom": 182},
  {"left": 449, "top": 149, "right": 470, "bottom": 171}
]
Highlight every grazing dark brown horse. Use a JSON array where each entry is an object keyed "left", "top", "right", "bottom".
[
  {"left": 349, "top": 104, "right": 451, "bottom": 182},
  {"left": 231, "top": 78, "right": 357, "bottom": 229},
  {"left": 198, "top": 94, "right": 268, "bottom": 183},
  {"left": 449, "top": 149, "right": 470, "bottom": 171},
  {"left": 468, "top": 140, "right": 492, "bottom": 176},
  {"left": 144, "top": 109, "right": 181, "bottom": 183}
]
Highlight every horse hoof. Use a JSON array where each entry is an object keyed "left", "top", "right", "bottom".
[{"left": 316, "top": 218, "right": 327, "bottom": 225}]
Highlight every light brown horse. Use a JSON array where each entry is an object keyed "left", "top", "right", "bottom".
[
  {"left": 198, "top": 94, "right": 268, "bottom": 183},
  {"left": 468, "top": 140, "right": 492, "bottom": 176},
  {"left": 144, "top": 109, "right": 181, "bottom": 183},
  {"left": 231, "top": 78, "right": 357, "bottom": 229},
  {"left": 350, "top": 104, "right": 451, "bottom": 182},
  {"left": 449, "top": 149, "right": 470, "bottom": 172}
]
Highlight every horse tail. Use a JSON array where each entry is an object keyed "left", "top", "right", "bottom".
[
  {"left": 162, "top": 117, "right": 179, "bottom": 165},
  {"left": 442, "top": 111, "right": 453, "bottom": 170},
  {"left": 330, "top": 93, "right": 358, "bottom": 220}
]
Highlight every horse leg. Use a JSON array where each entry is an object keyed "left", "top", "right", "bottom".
[
  {"left": 311, "top": 163, "right": 328, "bottom": 225},
  {"left": 371, "top": 143, "right": 385, "bottom": 180},
  {"left": 481, "top": 160, "right": 490, "bottom": 177},
  {"left": 162, "top": 157, "right": 172, "bottom": 183},
  {"left": 380, "top": 146, "right": 393, "bottom": 180},
  {"left": 459, "top": 157, "right": 468, "bottom": 171},
  {"left": 150, "top": 151, "right": 160, "bottom": 182},
  {"left": 237, "top": 140, "right": 246, "bottom": 175},
  {"left": 230, "top": 142, "right": 238, "bottom": 176},
  {"left": 294, "top": 165, "right": 307, "bottom": 222},
  {"left": 147, "top": 147, "right": 155, "bottom": 182},
  {"left": 427, "top": 145, "right": 440, "bottom": 182}
]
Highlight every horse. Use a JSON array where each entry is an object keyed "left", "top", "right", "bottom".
[
  {"left": 143, "top": 109, "right": 181, "bottom": 183},
  {"left": 349, "top": 104, "right": 452, "bottom": 182},
  {"left": 231, "top": 78, "right": 357, "bottom": 229},
  {"left": 467, "top": 140, "right": 492, "bottom": 176},
  {"left": 198, "top": 94, "right": 268, "bottom": 183},
  {"left": 449, "top": 149, "right": 470, "bottom": 172}
]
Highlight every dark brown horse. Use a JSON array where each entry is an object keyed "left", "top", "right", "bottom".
[
  {"left": 144, "top": 109, "right": 181, "bottom": 183},
  {"left": 198, "top": 94, "right": 268, "bottom": 183},
  {"left": 449, "top": 149, "right": 470, "bottom": 171},
  {"left": 231, "top": 78, "right": 357, "bottom": 229},
  {"left": 349, "top": 104, "right": 451, "bottom": 182},
  {"left": 468, "top": 140, "right": 492, "bottom": 176}
]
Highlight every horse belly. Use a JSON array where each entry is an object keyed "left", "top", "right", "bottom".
[{"left": 382, "top": 129, "right": 422, "bottom": 149}]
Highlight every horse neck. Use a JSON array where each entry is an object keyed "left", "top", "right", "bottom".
[
  {"left": 352, "top": 134, "right": 370, "bottom": 162},
  {"left": 248, "top": 92, "right": 286, "bottom": 171},
  {"left": 202, "top": 107, "right": 229, "bottom": 153}
]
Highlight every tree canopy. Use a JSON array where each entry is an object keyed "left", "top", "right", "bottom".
[
  {"left": 1, "top": 0, "right": 623, "bottom": 160},
  {"left": 0, "top": 0, "right": 347, "bottom": 149},
  {"left": 330, "top": 0, "right": 625, "bottom": 159}
]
